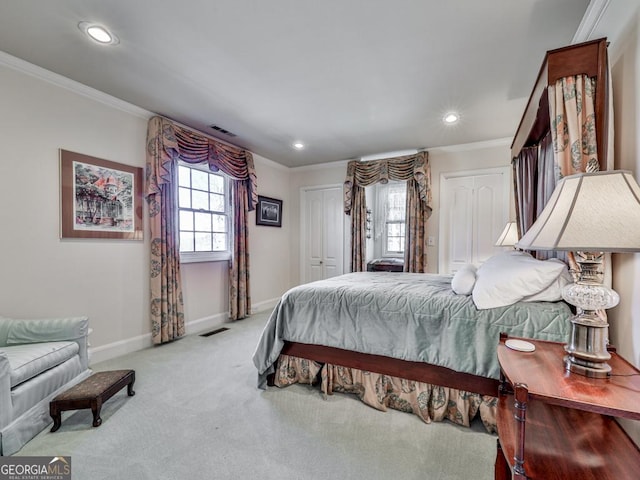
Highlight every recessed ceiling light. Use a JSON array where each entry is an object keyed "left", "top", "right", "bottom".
[
  {"left": 443, "top": 112, "right": 460, "bottom": 125},
  {"left": 293, "top": 142, "right": 305, "bottom": 150},
  {"left": 78, "top": 22, "right": 119, "bottom": 45}
]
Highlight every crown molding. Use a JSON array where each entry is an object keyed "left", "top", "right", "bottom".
[
  {"left": 428, "top": 137, "right": 511, "bottom": 153},
  {"left": 290, "top": 138, "right": 512, "bottom": 170},
  {"left": 0, "top": 50, "right": 152, "bottom": 119},
  {"left": 290, "top": 159, "right": 350, "bottom": 172},
  {"left": 572, "top": 0, "right": 610, "bottom": 44}
]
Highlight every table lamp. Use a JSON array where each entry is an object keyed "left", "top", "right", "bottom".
[
  {"left": 495, "top": 221, "right": 519, "bottom": 247},
  {"left": 516, "top": 170, "right": 640, "bottom": 378}
]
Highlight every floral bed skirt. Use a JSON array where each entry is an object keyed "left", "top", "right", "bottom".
[{"left": 274, "top": 354, "right": 497, "bottom": 433}]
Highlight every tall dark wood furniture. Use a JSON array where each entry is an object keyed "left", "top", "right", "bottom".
[
  {"left": 511, "top": 38, "right": 610, "bottom": 232},
  {"left": 495, "top": 334, "right": 640, "bottom": 479},
  {"left": 511, "top": 38, "right": 609, "bottom": 166}
]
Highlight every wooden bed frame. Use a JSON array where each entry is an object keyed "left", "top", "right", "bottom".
[
  {"left": 275, "top": 341, "right": 500, "bottom": 397},
  {"left": 268, "top": 39, "right": 609, "bottom": 402}
]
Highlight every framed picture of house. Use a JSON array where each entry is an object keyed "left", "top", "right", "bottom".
[
  {"left": 60, "top": 149, "right": 143, "bottom": 240},
  {"left": 256, "top": 195, "right": 282, "bottom": 227}
]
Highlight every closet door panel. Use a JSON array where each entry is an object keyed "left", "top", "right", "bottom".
[
  {"left": 302, "top": 187, "right": 344, "bottom": 283},
  {"left": 474, "top": 174, "right": 505, "bottom": 265},
  {"left": 305, "top": 190, "right": 325, "bottom": 283},
  {"left": 440, "top": 176, "right": 474, "bottom": 273},
  {"left": 439, "top": 167, "right": 510, "bottom": 274},
  {"left": 450, "top": 182, "right": 474, "bottom": 271},
  {"left": 322, "top": 188, "right": 343, "bottom": 279}
]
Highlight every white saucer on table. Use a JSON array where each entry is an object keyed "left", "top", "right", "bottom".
[{"left": 505, "top": 339, "right": 536, "bottom": 352}]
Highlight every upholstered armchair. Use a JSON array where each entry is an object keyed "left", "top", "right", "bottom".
[{"left": 0, "top": 315, "right": 91, "bottom": 455}]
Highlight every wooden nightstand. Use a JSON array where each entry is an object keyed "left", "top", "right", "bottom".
[{"left": 495, "top": 333, "right": 640, "bottom": 479}]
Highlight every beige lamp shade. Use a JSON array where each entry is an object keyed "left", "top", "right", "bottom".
[
  {"left": 495, "top": 221, "right": 519, "bottom": 247},
  {"left": 516, "top": 171, "right": 640, "bottom": 252}
]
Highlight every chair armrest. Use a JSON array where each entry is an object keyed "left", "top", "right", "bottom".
[
  {"left": 0, "top": 351, "right": 12, "bottom": 429},
  {"left": 5, "top": 316, "right": 90, "bottom": 371}
]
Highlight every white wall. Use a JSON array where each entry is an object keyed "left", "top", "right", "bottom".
[
  {"left": 595, "top": 0, "right": 640, "bottom": 445},
  {"left": 250, "top": 155, "right": 292, "bottom": 307},
  {"left": 603, "top": 0, "right": 640, "bottom": 367},
  {"left": 0, "top": 60, "right": 150, "bottom": 357},
  {"left": 0, "top": 55, "right": 293, "bottom": 363}
]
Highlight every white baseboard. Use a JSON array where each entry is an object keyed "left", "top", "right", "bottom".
[
  {"left": 184, "top": 312, "right": 229, "bottom": 336},
  {"left": 89, "top": 332, "right": 153, "bottom": 365},
  {"left": 252, "top": 297, "right": 280, "bottom": 313},
  {"left": 89, "top": 298, "right": 280, "bottom": 365}
]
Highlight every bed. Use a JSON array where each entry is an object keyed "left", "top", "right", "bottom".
[
  {"left": 253, "top": 37, "right": 608, "bottom": 435},
  {"left": 253, "top": 264, "right": 572, "bottom": 432}
]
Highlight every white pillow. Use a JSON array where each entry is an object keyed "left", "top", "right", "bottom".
[
  {"left": 522, "top": 261, "right": 573, "bottom": 302},
  {"left": 472, "top": 251, "right": 569, "bottom": 309},
  {"left": 451, "top": 264, "right": 477, "bottom": 295}
]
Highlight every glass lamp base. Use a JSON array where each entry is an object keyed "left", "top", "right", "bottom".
[{"left": 561, "top": 252, "right": 618, "bottom": 379}]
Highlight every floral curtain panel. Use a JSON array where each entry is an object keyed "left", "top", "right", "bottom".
[
  {"left": 230, "top": 180, "right": 252, "bottom": 320},
  {"left": 349, "top": 186, "right": 368, "bottom": 272},
  {"left": 549, "top": 75, "right": 599, "bottom": 175},
  {"left": 515, "top": 74, "right": 602, "bottom": 265},
  {"left": 343, "top": 152, "right": 432, "bottom": 272},
  {"left": 404, "top": 178, "right": 430, "bottom": 272},
  {"left": 145, "top": 117, "right": 258, "bottom": 343},
  {"left": 146, "top": 121, "right": 185, "bottom": 344}
]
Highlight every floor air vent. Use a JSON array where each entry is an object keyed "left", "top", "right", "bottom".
[{"left": 199, "top": 327, "right": 230, "bottom": 337}]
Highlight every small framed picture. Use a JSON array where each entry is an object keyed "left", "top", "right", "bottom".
[{"left": 256, "top": 195, "right": 282, "bottom": 227}]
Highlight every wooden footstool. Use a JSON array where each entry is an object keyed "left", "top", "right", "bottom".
[{"left": 49, "top": 369, "right": 135, "bottom": 432}]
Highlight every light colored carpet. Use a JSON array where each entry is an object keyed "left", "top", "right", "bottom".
[{"left": 16, "top": 310, "right": 496, "bottom": 479}]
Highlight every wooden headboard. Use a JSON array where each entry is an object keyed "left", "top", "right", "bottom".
[{"left": 510, "top": 38, "right": 609, "bottom": 168}]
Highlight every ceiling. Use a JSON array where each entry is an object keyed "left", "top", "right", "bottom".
[{"left": 0, "top": 1, "right": 593, "bottom": 167}]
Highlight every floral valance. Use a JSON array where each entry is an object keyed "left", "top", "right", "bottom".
[
  {"left": 146, "top": 116, "right": 258, "bottom": 210},
  {"left": 343, "top": 151, "right": 431, "bottom": 214},
  {"left": 548, "top": 74, "right": 599, "bottom": 176}
]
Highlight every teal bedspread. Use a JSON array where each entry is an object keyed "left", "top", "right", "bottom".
[{"left": 253, "top": 272, "right": 572, "bottom": 389}]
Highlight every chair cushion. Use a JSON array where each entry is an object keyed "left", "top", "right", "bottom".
[
  {"left": 1, "top": 341, "right": 79, "bottom": 388},
  {"left": 0, "top": 316, "right": 14, "bottom": 347}
]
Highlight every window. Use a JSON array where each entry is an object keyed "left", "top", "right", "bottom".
[
  {"left": 177, "top": 162, "right": 231, "bottom": 262},
  {"left": 384, "top": 182, "right": 406, "bottom": 255},
  {"left": 373, "top": 182, "right": 406, "bottom": 257}
]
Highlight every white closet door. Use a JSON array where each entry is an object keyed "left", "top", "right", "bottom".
[
  {"left": 321, "top": 187, "right": 343, "bottom": 279},
  {"left": 302, "top": 186, "right": 344, "bottom": 283},
  {"left": 474, "top": 174, "right": 506, "bottom": 265},
  {"left": 446, "top": 176, "right": 474, "bottom": 273},
  {"left": 439, "top": 167, "right": 509, "bottom": 274},
  {"left": 305, "top": 189, "right": 325, "bottom": 282}
]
